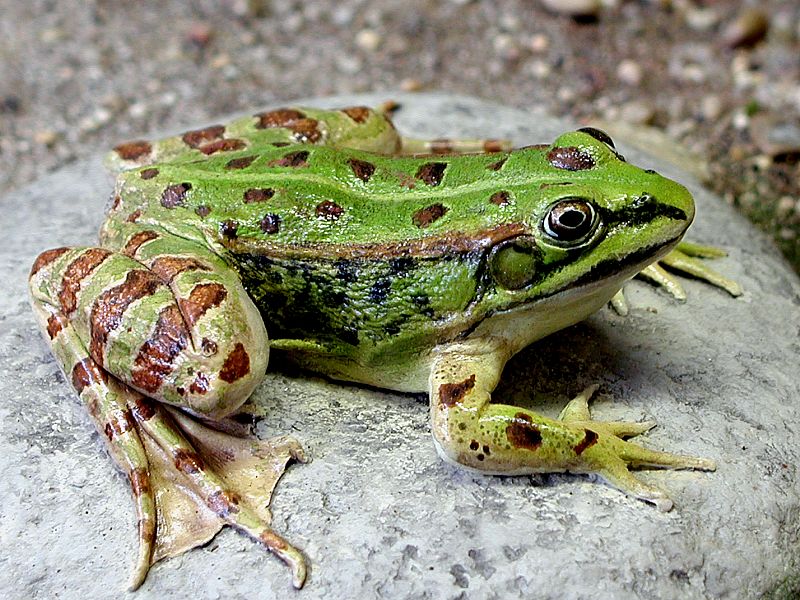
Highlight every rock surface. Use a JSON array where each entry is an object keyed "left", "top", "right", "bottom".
[{"left": 1, "top": 94, "right": 798, "bottom": 600}]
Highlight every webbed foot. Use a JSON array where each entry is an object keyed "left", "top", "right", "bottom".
[{"left": 558, "top": 385, "right": 715, "bottom": 511}]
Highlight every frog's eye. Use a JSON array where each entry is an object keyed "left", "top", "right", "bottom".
[
  {"left": 543, "top": 198, "right": 598, "bottom": 244},
  {"left": 577, "top": 127, "right": 615, "bottom": 148},
  {"left": 489, "top": 236, "right": 539, "bottom": 290}
]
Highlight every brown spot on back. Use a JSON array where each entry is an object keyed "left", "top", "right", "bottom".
[
  {"left": 150, "top": 256, "right": 206, "bottom": 283},
  {"left": 195, "top": 205, "right": 210, "bottom": 218},
  {"left": 59, "top": 248, "right": 112, "bottom": 315},
  {"left": 438, "top": 374, "right": 476, "bottom": 408},
  {"left": 129, "top": 468, "right": 151, "bottom": 497},
  {"left": 412, "top": 203, "right": 448, "bottom": 228},
  {"left": 161, "top": 182, "right": 192, "bottom": 208},
  {"left": 490, "top": 191, "right": 511, "bottom": 206},
  {"left": 46, "top": 313, "right": 65, "bottom": 339},
  {"left": 483, "top": 140, "right": 506, "bottom": 153},
  {"left": 486, "top": 157, "right": 507, "bottom": 171},
  {"left": 198, "top": 138, "right": 246, "bottom": 155},
  {"left": 289, "top": 118, "right": 322, "bottom": 143},
  {"left": 174, "top": 449, "right": 205, "bottom": 474},
  {"left": 131, "top": 304, "right": 188, "bottom": 393},
  {"left": 341, "top": 106, "right": 371, "bottom": 123},
  {"left": 547, "top": 146, "right": 595, "bottom": 171},
  {"left": 140, "top": 168, "right": 159, "bottom": 180},
  {"left": 506, "top": 412, "right": 543, "bottom": 451},
  {"left": 347, "top": 157, "right": 376, "bottom": 182},
  {"left": 226, "top": 155, "right": 257, "bottom": 170},
  {"left": 104, "top": 409, "right": 135, "bottom": 441},
  {"left": 122, "top": 230, "right": 159, "bottom": 257},
  {"left": 30, "top": 247, "right": 70, "bottom": 277},
  {"left": 114, "top": 140, "right": 152, "bottom": 161},
  {"left": 71, "top": 358, "right": 108, "bottom": 394},
  {"left": 220, "top": 220, "right": 238, "bottom": 239},
  {"left": 180, "top": 282, "right": 228, "bottom": 328},
  {"left": 415, "top": 161, "right": 447, "bottom": 186},
  {"left": 260, "top": 213, "right": 281, "bottom": 234},
  {"left": 254, "top": 108, "right": 306, "bottom": 129},
  {"left": 573, "top": 428, "right": 599, "bottom": 455},
  {"left": 243, "top": 188, "right": 275, "bottom": 203},
  {"left": 207, "top": 490, "right": 240, "bottom": 517},
  {"left": 219, "top": 343, "right": 250, "bottom": 383},
  {"left": 269, "top": 150, "right": 309, "bottom": 168},
  {"left": 469, "top": 440, "right": 479, "bottom": 451},
  {"left": 182, "top": 125, "right": 225, "bottom": 148},
  {"left": 126, "top": 210, "right": 142, "bottom": 223},
  {"left": 316, "top": 200, "right": 344, "bottom": 220},
  {"left": 89, "top": 269, "right": 163, "bottom": 366}
]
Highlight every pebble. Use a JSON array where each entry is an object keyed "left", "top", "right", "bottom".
[
  {"left": 750, "top": 115, "right": 800, "bottom": 158},
  {"left": 721, "top": 8, "right": 769, "bottom": 49},
  {"left": 540, "top": 0, "right": 601, "bottom": 17},
  {"left": 356, "top": 29, "right": 382, "bottom": 52},
  {"left": 619, "top": 100, "right": 655, "bottom": 125},
  {"left": 34, "top": 130, "right": 59, "bottom": 147},
  {"left": 400, "top": 78, "right": 423, "bottom": 92},
  {"left": 684, "top": 7, "right": 720, "bottom": 32},
  {"left": 527, "top": 33, "right": 550, "bottom": 53},
  {"left": 186, "top": 22, "right": 214, "bottom": 48},
  {"left": 616, "top": 59, "right": 643, "bottom": 86},
  {"left": 777, "top": 196, "right": 797, "bottom": 217}
]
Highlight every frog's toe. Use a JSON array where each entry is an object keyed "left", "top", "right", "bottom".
[
  {"left": 559, "top": 385, "right": 656, "bottom": 439},
  {"left": 638, "top": 263, "right": 687, "bottom": 301},
  {"left": 596, "top": 457, "right": 675, "bottom": 512},
  {"left": 660, "top": 246, "right": 743, "bottom": 297}
]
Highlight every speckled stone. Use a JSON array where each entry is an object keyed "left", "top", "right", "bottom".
[{"left": 1, "top": 94, "right": 799, "bottom": 600}]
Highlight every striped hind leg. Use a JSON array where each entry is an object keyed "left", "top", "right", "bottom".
[
  {"left": 29, "top": 296, "right": 156, "bottom": 590},
  {"left": 29, "top": 240, "right": 307, "bottom": 588}
]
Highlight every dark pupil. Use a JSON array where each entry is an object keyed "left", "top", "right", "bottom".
[
  {"left": 559, "top": 208, "right": 586, "bottom": 229},
  {"left": 546, "top": 200, "right": 594, "bottom": 242}
]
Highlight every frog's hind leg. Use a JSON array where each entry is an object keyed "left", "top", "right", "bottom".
[
  {"left": 429, "top": 342, "right": 716, "bottom": 512},
  {"left": 29, "top": 294, "right": 157, "bottom": 589},
  {"left": 29, "top": 243, "right": 307, "bottom": 588}
]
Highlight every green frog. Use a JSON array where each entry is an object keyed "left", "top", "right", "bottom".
[{"left": 28, "top": 104, "right": 741, "bottom": 590}]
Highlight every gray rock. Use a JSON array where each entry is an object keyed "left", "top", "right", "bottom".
[{"left": 1, "top": 93, "right": 798, "bottom": 600}]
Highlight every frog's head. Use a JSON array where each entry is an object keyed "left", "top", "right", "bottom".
[{"left": 476, "top": 128, "right": 695, "bottom": 328}]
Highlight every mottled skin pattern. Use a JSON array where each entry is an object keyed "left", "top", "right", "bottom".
[{"left": 29, "top": 105, "right": 740, "bottom": 590}]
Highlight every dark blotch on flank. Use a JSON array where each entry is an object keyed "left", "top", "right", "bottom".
[
  {"left": 140, "top": 168, "right": 159, "bottom": 180},
  {"left": 131, "top": 304, "right": 187, "bottom": 393},
  {"left": 71, "top": 358, "right": 108, "bottom": 394},
  {"left": 369, "top": 279, "right": 391, "bottom": 303},
  {"left": 47, "top": 314, "right": 64, "bottom": 339},
  {"left": 412, "top": 203, "right": 448, "bottom": 228},
  {"left": 260, "top": 213, "right": 281, "bottom": 234},
  {"left": 506, "top": 412, "right": 543, "bottom": 451},
  {"left": 219, "top": 343, "right": 250, "bottom": 383},
  {"left": 220, "top": 219, "right": 238, "bottom": 239},
  {"left": 490, "top": 191, "right": 510, "bottom": 206},
  {"left": 114, "top": 140, "right": 152, "bottom": 161},
  {"left": 547, "top": 146, "right": 595, "bottom": 171},
  {"left": 316, "top": 200, "right": 344, "bottom": 220},
  {"left": 226, "top": 155, "right": 257, "bottom": 169},
  {"left": 415, "top": 162, "right": 447, "bottom": 186},
  {"left": 341, "top": 106, "right": 371, "bottom": 123},
  {"left": 438, "top": 374, "right": 476, "bottom": 408},
  {"left": 348, "top": 157, "right": 376, "bottom": 182},
  {"left": 269, "top": 150, "right": 309, "bottom": 168},
  {"left": 469, "top": 440, "right": 479, "bottom": 451},
  {"left": 573, "top": 428, "right": 599, "bottom": 455},
  {"left": 161, "top": 182, "right": 192, "bottom": 208},
  {"left": 389, "top": 256, "right": 414, "bottom": 275},
  {"left": 244, "top": 188, "right": 275, "bottom": 203},
  {"left": 182, "top": 125, "right": 225, "bottom": 148},
  {"left": 122, "top": 230, "right": 159, "bottom": 257},
  {"left": 59, "top": 248, "right": 112, "bottom": 315}
]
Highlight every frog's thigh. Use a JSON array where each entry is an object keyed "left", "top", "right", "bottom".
[{"left": 30, "top": 241, "right": 267, "bottom": 418}]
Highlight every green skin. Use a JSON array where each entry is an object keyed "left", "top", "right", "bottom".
[{"left": 28, "top": 105, "right": 741, "bottom": 590}]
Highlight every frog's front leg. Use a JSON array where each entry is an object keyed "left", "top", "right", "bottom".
[
  {"left": 429, "top": 342, "right": 715, "bottom": 511},
  {"left": 29, "top": 236, "right": 307, "bottom": 589}
]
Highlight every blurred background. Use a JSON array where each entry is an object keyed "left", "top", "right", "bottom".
[{"left": 1, "top": 0, "right": 798, "bottom": 271}]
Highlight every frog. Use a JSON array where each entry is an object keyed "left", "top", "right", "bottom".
[{"left": 28, "top": 103, "right": 741, "bottom": 590}]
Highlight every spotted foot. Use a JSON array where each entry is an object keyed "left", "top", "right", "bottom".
[{"left": 559, "top": 385, "right": 716, "bottom": 511}]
